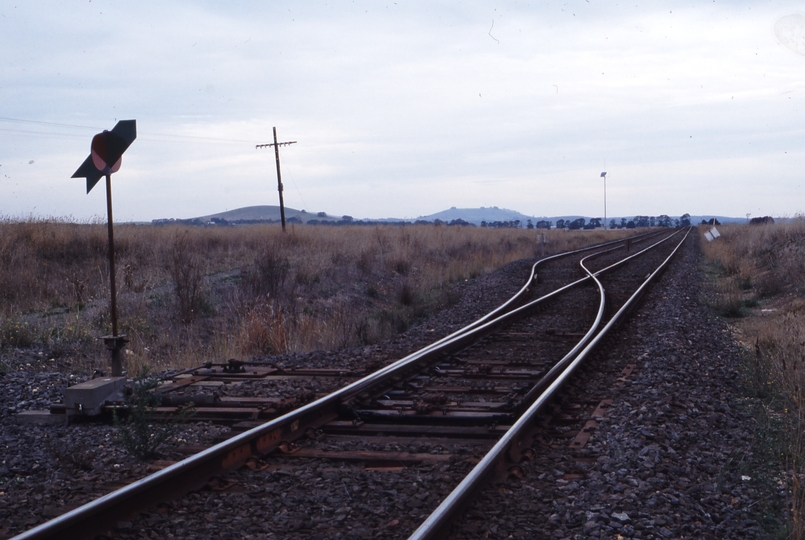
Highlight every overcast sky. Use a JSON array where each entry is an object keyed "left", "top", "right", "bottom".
[{"left": 2, "top": 1, "right": 804, "bottom": 222}]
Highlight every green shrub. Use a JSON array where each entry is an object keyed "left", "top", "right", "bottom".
[
  {"left": 0, "top": 318, "right": 35, "bottom": 348},
  {"left": 114, "top": 367, "right": 194, "bottom": 460}
]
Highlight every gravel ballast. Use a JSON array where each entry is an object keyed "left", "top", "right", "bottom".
[{"left": 0, "top": 236, "right": 786, "bottom": 539}]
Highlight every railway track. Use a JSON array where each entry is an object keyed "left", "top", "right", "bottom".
[{"left": 13, "top": 228, "right": 691, "bottom": 540}]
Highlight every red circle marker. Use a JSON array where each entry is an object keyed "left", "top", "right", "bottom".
[{"left": 91, "top": 132, "right": 109, "bottom": 172}]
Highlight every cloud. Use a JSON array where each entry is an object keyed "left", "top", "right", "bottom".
[
  {"left": 775, "top": 14, "right": 805, "bottom": 56},
  {"left": 1, "top": 1, "right": 804, "bottom": 220}
]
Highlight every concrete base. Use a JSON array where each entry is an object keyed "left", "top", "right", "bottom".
[{"left": 64, "top": 376, "right": 127, "bottom": 416}]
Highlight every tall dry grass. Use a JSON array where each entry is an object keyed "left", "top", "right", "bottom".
[
  {"left": 0, "top": 218, "right": 631, "bottom": 375},
  {"left": 701, "top": 218, "right": 805, "bottom": 536}
]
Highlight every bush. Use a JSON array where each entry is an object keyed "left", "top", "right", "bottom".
[
  {"left": 243, "top": 249, "right": 289, "bottom": 298},
  {"left": 166, "top": 233, "right": 207, "bottom": 323},
  {"left": 0, "top": 317, "right": 35, "bottom": 348},
  {"left": 240, "top": 302, "right": 289, "bottom": 356},
  {"left": 114, "top": 367, "right": 194, "bottom": 461}
]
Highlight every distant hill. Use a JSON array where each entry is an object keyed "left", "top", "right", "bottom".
[
  {"left": 420, "top": 207, "right": 536, "bottom": 224},
  {"left": 198, "top": 205, "right": 343, "bottom": 223},
  {"left": 193, "top": 205, "right": 582, "bottom": 226},
  {"left": 154, "top": 205, "right": 349, "bottom": 225},
  {"left": 416, "top": 206, "right": 583, "bottom": 226}
]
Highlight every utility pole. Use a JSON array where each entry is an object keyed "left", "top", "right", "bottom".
[{"left": 256, "top": 127, "right": 296, "bottom": 232}]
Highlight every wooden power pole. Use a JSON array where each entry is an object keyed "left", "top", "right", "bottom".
[{"left": 256, "top": 127, "right": 296, "bottom": 232}]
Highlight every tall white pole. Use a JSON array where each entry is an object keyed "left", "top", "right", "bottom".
[{"left": 600, "top": 171, "right": 607, "bottom": 230}]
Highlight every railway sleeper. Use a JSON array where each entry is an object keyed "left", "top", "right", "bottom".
[{"left": 350, "top": 409, "right": 515, "bottom": 425}]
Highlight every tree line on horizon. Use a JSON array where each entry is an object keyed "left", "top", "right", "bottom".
[
  {"left": 152, "top": 213, "right": 696, "bottom": 229},
  {"left": 482, "top": 213, "right": 693, "bottom": 230}
]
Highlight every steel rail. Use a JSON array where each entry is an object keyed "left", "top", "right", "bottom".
[
  {"left": 172, "top": 230, "right": 662, "bottom": 378},
  {"left": 514, "top": 228, "right": 686, "bottom": 412},
  {"left": 407, "top": 227, "right": 692, "bottom": 540},
  {"left": 394, "top": 229, "right": 664, "bottom": 360},
  {"left": 448, "top": 227, "right": 684, "bottom": 361},
  {"left": 338, "top": 230, "right": 683, "bottom": 415},
  {"left": 11, "top": 229, "right": 672, "bottom": 540}
]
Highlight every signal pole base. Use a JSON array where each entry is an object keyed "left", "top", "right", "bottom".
[{"left": 102, "top": 334, "right": 129, "bottom": 377}]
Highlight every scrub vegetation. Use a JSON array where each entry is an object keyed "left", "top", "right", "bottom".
[
  {"left": 113, "top": 366, "right": 195, "bottom": 461},
  {"left": 700, "top": 218, "right": 805, "bottom": 538},
  {"left": 0, "top": 218, "right": 632, "bottom": 375}
]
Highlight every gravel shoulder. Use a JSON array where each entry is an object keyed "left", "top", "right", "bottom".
[{"left": 452, "top": 233, "right": 786, "bottom": 539}]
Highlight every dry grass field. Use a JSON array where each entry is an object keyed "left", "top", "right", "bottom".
[
  {"left": 0, "top": 219, "right": 632, "bottom": 376},
  {"left": 700, "top": 218, "right": 805, "bottom": 536}
]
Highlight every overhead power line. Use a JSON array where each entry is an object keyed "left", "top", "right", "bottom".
[
  {"left": 0, "top": 127, "right": 93, "bottom": 139},
  {"left": 145, "top": 132, "right": 259, "bottom": 144},
  {"left": 0, "top": 116, "right": 98, "bottom": 130},
  {"left": 0, "top": 116, "right": 261, "bottom": 144}
]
